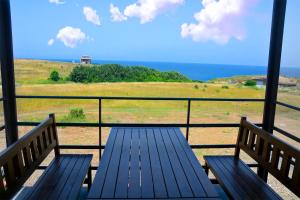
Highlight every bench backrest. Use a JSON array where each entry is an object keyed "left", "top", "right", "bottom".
[
  {"left": 0, "top": 114, "right": 60, "bottom": 199},
  {"left": 235, "top": 117, "right": 300, "bottom": 197}
]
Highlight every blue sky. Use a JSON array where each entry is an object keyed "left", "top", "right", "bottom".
[{"left": 10, "top": 0, "right": 300, "bottom": 67}]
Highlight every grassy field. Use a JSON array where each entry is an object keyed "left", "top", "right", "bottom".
[{"left": 1, "top": 59, "right": 299, "bottom": 160}]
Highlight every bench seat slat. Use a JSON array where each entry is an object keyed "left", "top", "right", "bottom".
[
  {"left": 204, "top": 156, "right": 282, "bottom": 200},
  {"left": 205, "top": 156, "right": 248, "bottom": 200},
  {"left": 60, "top": 155, "right": 93, "bottom": 200},
  {"left": 17, "top": 154, "right": 92, "bottom": 200}
]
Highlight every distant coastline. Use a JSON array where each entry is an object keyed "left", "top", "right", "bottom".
[{"left": 24, "top": 58, "right": 300, "bottom": 81}]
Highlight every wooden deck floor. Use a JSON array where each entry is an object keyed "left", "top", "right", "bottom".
[{"left": 88, "top": 127, "right": 220, "bottom": 199}]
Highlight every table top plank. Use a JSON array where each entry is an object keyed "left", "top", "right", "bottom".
[
  {"left": 153, "top": 128, "right": 181, "bottom": 198},
  {"left": 167, "top": 128, "right": 206, "bottom": 197},
  {"left": 88, "top": 128, "right": 118, "bottom": 199},
  {"left": 147, "top": 128, "right": 168, "bottom": 198},
  {"left": 128, "top": 128, "right": 142, "bottom": 198},
  {"left": 114, "top": 128, "right": 131, "bottom": 198},
  {"left": 139, "top": 128, "right": 154, "bottom": 198},
  {"left": 101, "top": 129, "right": 125, "bottom": 198},
  {"left": 173, "top": 128, "right": 219, "bottom": 197},
  {"left": 160, "top": 128, "right": 193, "bottom": 198}
]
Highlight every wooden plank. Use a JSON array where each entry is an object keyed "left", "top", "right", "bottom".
[
  {"left": 218, "top": 157, "right": 266, "bottom": 200},
  {"left": 5, "top": 159, "right": 16, "bottom": 187},
  {"left": 139, "top": 128, "right": 154, "bottom": 198},
  {"left": 61, "top": 155, "right": 92, "bottom": 200},
  {"left": 128, "top": 128, "right": 142, "bottom": 198},
  {"left": 101, "top": 129, "right": 125, "bottom": 198},
  {"left": 167, "top": 128, "right": 206, "bottom": 197},
  {"left": 115, "top": 128, "right": 131, "bottom": 198},
  {"left": 27, "top": 156, "right": 72, "bottom": 200},
  {"left": 160, "top": 128, "right": 193, "bottom": 198},
  {"left": 153, "top": 128, "right": 180, "bottom": 198},
  {"left": 205, "top": 156, "right": 246, "bottom": 200},
  {"left": 223, "top": 156, "right": 282, "bottom": 200},
  {"left": 146, "top": 128, "right": 168, "bottom": 198},
  {"left": 88, "top": 128, "right": 118, "bottom": 199},
  {"left": 173, "top": 128, "right": 218, "bottom": 197},
  {"left": 15, "top": 187, "right": 33, "bottom": 200},
  {"left": 45, "top": 155, "right": 81, "bottom": 200},
  {"left": 207, "top": 156, "right": 282, "bottom": 200}
]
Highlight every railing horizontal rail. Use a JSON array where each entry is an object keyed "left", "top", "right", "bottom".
[
  {"left": 16, "top": 95, "right": 265, "bottom": 102},
  {"left": 17, "top": 122, "right": 263, "bottom": 128},
  {"left": 277, "top": 101, "right": 300, "bottom": 112},
  {"left": 12, "top": 95, "right": 299, "bottom": 162},
  {"left": 274, "top": 126, "right": 300, "bottom": 143}
]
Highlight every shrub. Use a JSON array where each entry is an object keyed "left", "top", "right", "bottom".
[
  {"left": 194, "top": 85, "right": 199, "bottom": 89},
  {"left": 222, "top": 85, "right": 229, "bottom": 89},
  {"left": 204, "top": 84, "right": 208, "bottom": 88},
  {"left": 49, "top": 70, "right": 60, "bottom": 81},
  {"left": 244, "top": 80, "right": 256, "bottom": 87},
  {"left": 69, "top": 108, "right": 85, "bottom": 119},
  {"left": 63, "top": 108, "right": 86, "bottom": 122}
]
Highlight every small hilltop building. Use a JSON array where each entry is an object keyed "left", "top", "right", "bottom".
[{"left": 80, "top": 56, "right": 92, "bottom": 64}]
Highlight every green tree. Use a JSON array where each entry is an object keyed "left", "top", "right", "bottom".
[
  {"left": 69, "top": 64, "right": 191, "bottom": 83},
  {"left": 244, "top": 80, "right": 257, "bottom": 87},
  {"left": 49, "top": 70, "right": 60, "bottom": 81}
]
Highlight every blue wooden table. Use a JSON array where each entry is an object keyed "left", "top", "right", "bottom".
[{"left": 88, "top": 127, "right": 220, "bottom": 199}]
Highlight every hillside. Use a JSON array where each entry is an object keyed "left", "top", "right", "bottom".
[
  {"left": 14, "top": 59, "right": 191, "bottom": 84},
  {"left": 14, "top": 59, "right": 75, "bottom": 84}
]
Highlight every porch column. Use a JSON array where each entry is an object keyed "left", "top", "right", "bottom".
[
  {"left": 260, "top": 0, "right": 287, "bottom": 181},
  {"left": 0, "top": 0, "right": 18, "bottom": 146}
]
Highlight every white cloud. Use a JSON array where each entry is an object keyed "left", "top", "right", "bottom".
[
  {"left": 110, "top": 4, "right": 127, "bottom": 22},
  {"left": 181, "top": 0, "right": 257, "bottom": 44},
  {"left": 49, "top": 0, "right": 65, "bottom": 5},
  {"left": 112, "top": 0, "right": 184, "bottom": 24},
  {"left": 48, "top": 38, "right": 55, "bottom": 46},
  {"left": 56, "top": 26, "right": 86, "bottom": 48},
  {"left": 83, "top": 6, "right": 101, "bottom": 26}
]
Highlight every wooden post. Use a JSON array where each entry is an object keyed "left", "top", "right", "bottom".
[
  {"left": 0, "top": 0, "right": 18, "bottom": 146},
  {"left": 260, "top": 0, "right": 287, "bottom": 181}
]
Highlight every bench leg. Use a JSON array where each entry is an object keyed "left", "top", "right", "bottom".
[
  {"left": 87, "top": 166, "right": 92, "bottom": 191},
  {"left": 204, "top": 162, "right": 209, "bottom": 175}
]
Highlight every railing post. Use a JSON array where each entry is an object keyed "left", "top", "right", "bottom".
[
  {"left": 99, "top": 98, "right": 102, "bottom": 160},
  {"left": 0, "top": 0, "right": 18, "bottom": 146},
  {"left": 186, "top": 99, "right": 191, "bottom": 141},
  {"left": 260, "top": 0, "right": 287, "bottom": 181}
]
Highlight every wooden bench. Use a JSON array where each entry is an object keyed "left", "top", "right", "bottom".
[
  {"left": 0, "top": 114, "right": 93, "bottom": 200},
  {"left": 204, "top": 117, "right": 300, "bottom": 200}
]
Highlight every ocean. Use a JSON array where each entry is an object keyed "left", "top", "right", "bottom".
[{"left": 49, "top": 59, "right": 300, "bottom": 81}]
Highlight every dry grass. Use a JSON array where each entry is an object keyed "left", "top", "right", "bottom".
[{"left": 14, "top": 59, "right": 75, "bottom": 84}]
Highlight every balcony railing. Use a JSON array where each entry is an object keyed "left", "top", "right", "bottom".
[{"left": 1, "top": 95, "right": 299, "bottom": 169}]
